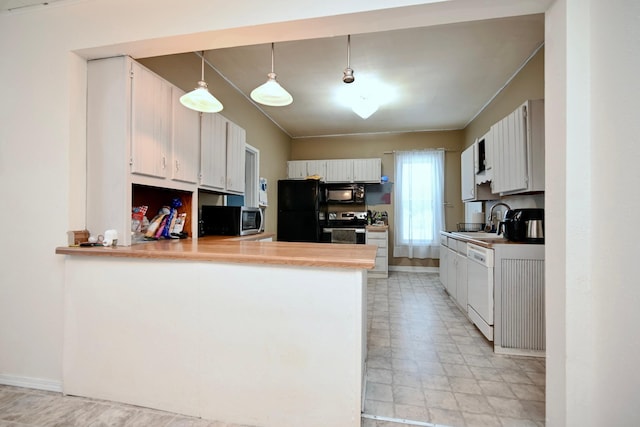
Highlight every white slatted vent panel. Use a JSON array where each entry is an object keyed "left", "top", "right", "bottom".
[{"left": 500, "top": 259, "right": 545, "bottom": 350}]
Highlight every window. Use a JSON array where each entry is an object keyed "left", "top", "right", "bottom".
[{"left": 393, "top": 150, "right": 445, "bottom": 259}]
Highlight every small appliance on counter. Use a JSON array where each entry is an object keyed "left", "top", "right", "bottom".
[
  {"left": 200, "top": 205, "right": 263, "bottom": 236},
  {"left": 501, "top": 208, "right": 544, "bottom": 243}
]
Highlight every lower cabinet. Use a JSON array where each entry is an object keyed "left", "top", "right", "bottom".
[
  {"left": 439, "top": 232, "right": 469, "bottom": 315},
  {"left": 366, "top": 227, "right": 388, "bottom": 278},
  {"left": 455, "top": 245, "right": 468, "bottom": 313}
]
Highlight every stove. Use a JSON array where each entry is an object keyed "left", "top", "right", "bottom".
[{"left": 321, "top": 211, "right": 368, "bottom": 244}]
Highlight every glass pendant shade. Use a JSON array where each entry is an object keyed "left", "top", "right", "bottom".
[
  {"left": 179, "top": 53, "right": 223, "bottom": 113},
  {"left": 250, "top": 43, "right": 293, "bottom": 107},
  {"left": 250, "top": 72, "right": 293, "bottom": 106}
]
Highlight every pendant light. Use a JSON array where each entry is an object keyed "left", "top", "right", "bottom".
[
  {"left": 179, "top": 51, "right": 223, "bottom": 113},
  {"left": 250, "top": 43, "right": 293, "bottom": 107},
  {"left": 342, "top": 35, "right": 355, "bottom": 84}
]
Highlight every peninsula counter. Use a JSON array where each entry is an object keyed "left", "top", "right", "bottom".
[{"left": 56, "top": 238, "right": 376, "bottom": 427}]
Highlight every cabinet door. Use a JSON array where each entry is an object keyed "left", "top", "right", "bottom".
[
  {"left": 130, "top": 62, "right": 172, "bottom": 179},
  {"left": 171, "top": 88, "right": 200, "bottom": 184},
  {"left": 456, "top": 251, "right": 468, "bottom": 313},
  {"left": 287, "top": 161, "right": 308, "bottom": 179},
  {"left": 446, "top": 246, "right": 457, "bottom": 297},
  {"left": 226, "top": 121, "right": 246, "bottom": 194},
  {"left": 352, "top": 158, "right": 381, "bottom": 183},
  {"left": 306, "top": 160, "right": 327, "bottom": 179},
  {"left": 461, "top": 145, "right": 475, "bottom": 201},
  {"left": 200, "top": 113, "right": 227, "bottom": 191},
  {"left": 492, "top": 106, "right": 528, "bottom": 194},
  {"left": 439, "top": 243, "right": 449, "bottom": 290},
  {"left": 325, "top": 159, "right": 353, "bottom": 182}
]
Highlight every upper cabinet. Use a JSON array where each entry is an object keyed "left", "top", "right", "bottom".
[
  {"left": 226, "top": 121, "right": 246, "bottom": 194},
  {"left": 200, "top": 113, "right": 227, "bottom": 191},
  {"left": 352, "top": 158, "right": 382, "bottom": 183},
  {"left": 491, "top": 99, "right": 545, "bottom": 195},
  {"left": 325, "top": 159, "right": 353, "bottom": 182},
  {"left": 462, "top": 99, "right": 545, "bottom": 202},
  {"left": 200, "top": 114, "right": 246, "bottom": 195},
  {"left": 288, "top": 158, "right": 381, "bottom": 183},
  {"left": 171, "top": 87, "right": 200, "bottom": 184},
  {"left": 461, "top": 144, "right": 493, "bottom": 202}
]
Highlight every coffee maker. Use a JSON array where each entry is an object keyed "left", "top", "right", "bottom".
[{"left": 501, "top": 208, "right": 544, "bottom": 243}]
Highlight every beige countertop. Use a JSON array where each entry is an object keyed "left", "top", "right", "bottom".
[
  {"left": 441, "top": 230, "right": 528, "bottom": 248},
  {"left": 366, "top": 224, "right": 389, "bottom": 232},
  {"left": 56, "top": 234, "right": 377, "bottom": 269}
]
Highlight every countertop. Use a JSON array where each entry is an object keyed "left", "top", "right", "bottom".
[
  {"left": 56, "top": 234, "right": 377, "bottom": 269},
  {"left": 440, "top": 230, "right": 542, "bottom": 248},
  {"left": 366, "top": 224, "right": 389, "bottom": 232}
]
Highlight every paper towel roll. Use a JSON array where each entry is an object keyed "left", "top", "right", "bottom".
[{"left": 471, "top": 212, "right": 485, "bottom": 224}]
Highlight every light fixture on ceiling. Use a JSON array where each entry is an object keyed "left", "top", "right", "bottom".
[
  {"left": 351, "top": 95, "right": 379, "bottom": 120},
  {"left": 250, "top": 43, "right": 293, "bottom": 107},
  {"left": 179, "top": 51, "right": 223, "bottom": 113},
  {"left": 343, "top": 34, "right": 355, "bottom": 84}
]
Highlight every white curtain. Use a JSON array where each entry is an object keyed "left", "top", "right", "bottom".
[{"left": 393, "top": 150, "right": 445, "bottom": 259}]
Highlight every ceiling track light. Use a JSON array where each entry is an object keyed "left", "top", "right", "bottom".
[
  {"left": 250, "top": 43, "right": 293, "bottom": 107},
  {"left": 179, "top": 51, "right": 224, "bottom": 113},
  {"left": 343, "top": 34, "right": 355, "bottom": 84}
]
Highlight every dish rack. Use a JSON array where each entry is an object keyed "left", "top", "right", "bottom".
[{"left": 457, "top": 223, "right": 484, "bottom": 232}]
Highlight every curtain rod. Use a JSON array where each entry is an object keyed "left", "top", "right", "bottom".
[{"left": 382, "top": 148, "right": 458, "bottom": 154}]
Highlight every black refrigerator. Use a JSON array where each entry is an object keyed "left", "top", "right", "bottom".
[{"left": 277, "top": 179, "right": 324, "bottom": 242}]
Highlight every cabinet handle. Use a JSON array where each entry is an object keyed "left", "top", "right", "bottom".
[
  {"left": 175, "top": 160, "right": 180, "bottom": 172},
  {"left": 162, "top": 156, "right": 166, "bottom": 170}
]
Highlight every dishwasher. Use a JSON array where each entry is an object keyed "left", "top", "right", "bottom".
[{"left": 466, "top": 243, "right": 495, "bottom": 341}]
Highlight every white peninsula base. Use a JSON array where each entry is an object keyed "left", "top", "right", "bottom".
[{"left": 62, "top": 256, "right": 367, "bottom": 427}]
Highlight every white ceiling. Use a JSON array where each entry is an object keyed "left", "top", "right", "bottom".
[
  {"left": 201, "top": 14, "right": 544, "bottom": 139},
  {"left": 0, "top": 0, "right": 65, "bottom": 12},
  {"left": 2, "top": 1, "right": 545, "bottom": 139}
]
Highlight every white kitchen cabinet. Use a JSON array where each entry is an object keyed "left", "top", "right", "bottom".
[
  {"left": 86, "top": 56, "right": 199, "bottom": 246},
  {"left": 200, "top": 113, "right": 227, "bottom": 191},
  {"left": 493, "top": 243, "right": 545, "bottom": 356},
  {"left": 455, "top": 247, "right": 468, "bottom": 314},
  {"left": 366, "top": 227, "right": 388, "bottom": 278},
  {"left": 446, "top": 245, "right": 457, "bottom": 298},
  {"left": 439, "top": 233, "right": 449, "bottom": 290},
  {"left": 287, "top": 161, "right": 308, "bottom": 179},
  {"left": 130, "top": 61, "right": 173, "bottom": 180},
  {"left": 200, "top": 114, "right": 246, "bottom": 194},
  {"left": 491, "top": 99, "right": 545, "bottom": 195},
  {"left": 352, "top": 158, "right": 382, "bottom": 183},
  {"left": 461, "top": 145, "right": 493, "bottom": 202},
  {"left": 287, "top": 160, "right": 327, "bottom": 179},
  {"left": 171, "top": 87, "right": 200, "bottom": 184},
  {"left": 226, "top": 121, "right": 246, "bottom": 194},
  {"left": 325, "top": 159, "right": 353, "bottom": 182},
  {"left": 306, "top": 160, "right": 327, "bottom": 179}
]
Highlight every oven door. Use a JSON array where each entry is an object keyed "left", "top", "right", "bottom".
[{"left": 321, "top": 228, "right": 365, "bottom": 244}]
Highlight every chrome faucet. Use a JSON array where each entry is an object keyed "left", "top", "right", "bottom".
[{"left": 488, "top": 202, "right": 511, "bottom": 232}]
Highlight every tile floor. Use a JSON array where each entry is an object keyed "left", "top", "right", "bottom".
[
  {"left": 0, "top": 271, "right": 545, "bottom": 427},
  {"left": 362, "top": 272, "right": 545, "bottom": 427}
]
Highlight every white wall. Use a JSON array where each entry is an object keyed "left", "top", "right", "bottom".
[{"left": 546, "top": 0, "right": 640, "bottom": 426}]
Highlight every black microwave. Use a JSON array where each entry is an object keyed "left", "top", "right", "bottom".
[
  {"left": 323, "top": 184, "right": 365, "bottom": 204},
  {"left": 200, "top": 206, "right": 264, "bottom": 236}
]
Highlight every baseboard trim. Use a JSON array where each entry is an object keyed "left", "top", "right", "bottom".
[
  {"left": 0, "top": 374, "right": 62, "bottom": 392},
  {"left": 389, "top": 266, "right": 439, "bottom": 273}
]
